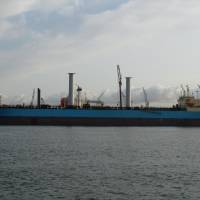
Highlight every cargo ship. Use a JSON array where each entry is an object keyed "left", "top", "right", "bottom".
[{"left": 1, "top": 69, "right": 200, "bottom": 126}]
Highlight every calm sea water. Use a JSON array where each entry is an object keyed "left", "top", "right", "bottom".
[{"left": 0, "top": 126, "right": 200, "bottom": 200}]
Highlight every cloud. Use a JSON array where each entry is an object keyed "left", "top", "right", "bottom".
[
  {"left": 101, "top": 85, "right": 180, "bottom": 107},
  {"left": 3, "top": 83, "right": 200, "bottom": 108},
  {"left": 1, "top": 85, "right": 181, "bottom": 107},
  {"left": 1, "top": 0, "right": 200, "bottom": 100},
  {"left": 0, "top": 0, "right": 35, "bottom": 18},
  {"left": 132, "top": 86, "right": 179, "bottom": 106},
  {"left": 5, "top": 0, "right": 129, "bottom": 37},
  {"left": 32, "top": 0, "right": 128, "bottom": 14}
]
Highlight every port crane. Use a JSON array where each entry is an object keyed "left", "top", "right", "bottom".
[
  {"left": 143, "top": 87, "right": 149, "bottom": 108},
  {"left": 117, "top": 65, "right": 123, "bottom": 109}
]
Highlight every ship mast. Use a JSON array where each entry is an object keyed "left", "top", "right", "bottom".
[{"left": 117, "top": 65, "right": 123, "bottom": 109}]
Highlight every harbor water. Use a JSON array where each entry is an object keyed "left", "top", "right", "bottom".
[{"left": 0, "top": 126, "right": 200, "bottom": 199}]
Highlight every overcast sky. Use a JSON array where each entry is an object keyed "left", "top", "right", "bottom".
[{"left": 1, "top": 0, "right": 200, "bottom": 105}]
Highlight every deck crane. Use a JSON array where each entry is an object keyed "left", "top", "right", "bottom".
[
  {"left": 117, "top": 65, "right": 123, "bottom": 109},
  {"left": 97, "top": 90, "right": 106, "bottom": 102},
  {"left": 195, "top": 85, "right": 200, "bottom": 99},
  {"left": 30, "top": 89, "right": 35, "bottom": 106},
  {"left": 86, "top": 90, "right": 106, "bottom": 106},
  {"left": 143, "top": 87, "right": 149, "bottom": 108},
  {"left": 41, "top": 97, "right": 45, "bottom": 104},
  {"left": 186, "top": 85, "right": 190, "bottom": 96},
  {"left": 181, "top": 85, "right": 186, "bottom": 97}
]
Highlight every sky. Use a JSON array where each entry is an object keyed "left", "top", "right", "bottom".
[{"left": 1, "top": 0, "right": 200, "bottom": 106}]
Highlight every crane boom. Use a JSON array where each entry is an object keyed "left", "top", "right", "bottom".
[
  {"left": 143, "top": 87, "right": 149, "bottom": 108},
  {"left": 97, "top": 90, "right": 106, "bottom": 101},
  {"left": 186, "top": 85, "right": 190, "bottom": 96},
  {"left": 181, "top": 85, "right": 186, "bottom": 96},
  {"left": 30, "top": 89, "right": 35, "bottom": 106},
  {"left": 117, "top": 65, "right": 122, "bottom": 109}
]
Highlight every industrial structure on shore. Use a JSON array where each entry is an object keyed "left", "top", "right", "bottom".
[{"left": 1, "top": 66, "right": 200, "bottom": 126}]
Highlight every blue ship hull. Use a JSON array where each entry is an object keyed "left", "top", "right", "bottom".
[{"left": 1, "top": 108, "right": 200, "bottom": 126}]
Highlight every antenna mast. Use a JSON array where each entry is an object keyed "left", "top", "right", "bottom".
[{"left": 117, "top": 65, "right": 123, "bottom": 109}]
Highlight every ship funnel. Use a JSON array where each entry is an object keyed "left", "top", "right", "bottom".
[
  {"left": 126, "top": 77, "right": 132, "bottom": 108},
  {"left": 68, "top": 73, "right": 75, "bottom": 106},
  {"left": 37, "top": 88, "right": 41, "bottom": 108}
]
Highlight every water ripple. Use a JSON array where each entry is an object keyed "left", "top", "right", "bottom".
[{"left": 1, "top": 127, "right": 200, "bottom": 199}]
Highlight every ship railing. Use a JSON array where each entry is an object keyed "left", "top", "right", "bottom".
[{"left": 0, "top": 105, "right": 186, "bottom": 111}]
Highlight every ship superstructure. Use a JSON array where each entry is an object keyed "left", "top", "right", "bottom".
[{"left": 178, "top": 85, "right": 200, "bottom": 111}]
